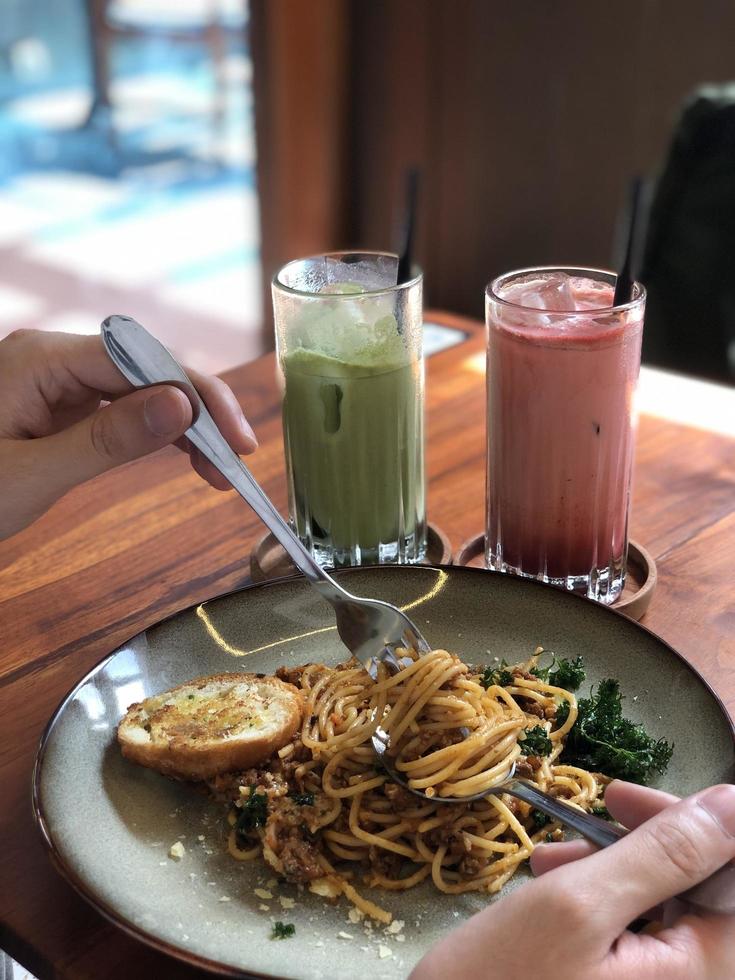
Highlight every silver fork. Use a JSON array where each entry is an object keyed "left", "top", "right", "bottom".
[{"left": 101, "top": 315, "right": 430, "bottom": 674}]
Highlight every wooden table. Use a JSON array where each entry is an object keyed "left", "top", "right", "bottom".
[{"left": 1, "top": 312, "right": 733, "bottom": 979}]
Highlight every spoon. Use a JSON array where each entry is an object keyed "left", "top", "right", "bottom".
[{"left": 372, "top": 725, "right": 735, "bottom": 913}]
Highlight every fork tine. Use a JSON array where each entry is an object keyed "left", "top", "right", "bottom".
[
  {"left": 381, "top": 649, "right": 403, "bottom": 673},
  {"left": 400, "top": 617, "right": 430, "bottom": 653},
  {"left": 334, "top": 593, "right": 430, "bottom": 670}
]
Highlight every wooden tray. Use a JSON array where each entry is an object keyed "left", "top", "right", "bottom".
[
  {"left": 250, "top": 523, "right": 453, "bottom": 583},
  {"left": 454, "top": 535, "right": 657, "bottom": 621}
]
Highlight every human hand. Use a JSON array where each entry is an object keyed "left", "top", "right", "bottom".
[
  {"left": 412, "top": 780, "right": 735, "bottom": 980},
  {"left": 0, "top": 329, "right": 257, "bottom": 540}
]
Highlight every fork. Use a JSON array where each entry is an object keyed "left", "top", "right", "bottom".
[{"left": 101, "top": 315, "right": 430, "bottom": 674}]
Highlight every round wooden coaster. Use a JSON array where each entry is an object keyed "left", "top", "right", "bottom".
[
  {"left": 454, "top": 534, "right": 657, "bottom": 621},
  {"left": 250, "top": 524, "right": 453, "bottom": 584}
]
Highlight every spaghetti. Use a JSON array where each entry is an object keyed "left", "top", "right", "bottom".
[{"left": 212, "top": 649, "right": 606, "bottom": 923}]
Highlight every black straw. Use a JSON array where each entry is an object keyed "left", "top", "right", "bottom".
[
  {"left": 613, "top": 176, "right": 644, "bottom": 305},
  {"left": 397, "top": 167, "right": 420, "bottom": 284}
]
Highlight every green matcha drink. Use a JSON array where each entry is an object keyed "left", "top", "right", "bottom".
[{"left": 273, "top": 253, "right": 426, "bottom": 567}]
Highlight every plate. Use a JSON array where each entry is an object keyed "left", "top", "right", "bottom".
[{"left": 33, "top": 566, "right": 735, "bottom": 979}]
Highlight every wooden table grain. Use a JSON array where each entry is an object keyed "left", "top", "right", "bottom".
[{"left": 1, "top": 312, "right": 733, "bottom": 979}]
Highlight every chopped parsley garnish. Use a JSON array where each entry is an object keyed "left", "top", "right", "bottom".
[
  {"left": 480, "top": 659, "right": 514, "bottom": 689},
  {"left": 560, "top": 679, "right": 673, "bottom": 784},
  {"left": 545, "top": 832, "right": 555, "bottom": 843},
  {"left": 530, "top": 808, "right": 551, "bottom": 829},
  {"left": 235, "top": 787, "right": 268, "bottom": 838},
  {"left": 591, "top": 805, "right": 614, "bottom": 821},
  {"left": 290, "top": 791, "right": 315, "bottom": 806},
  {"left": 531, "top": 655, "right": 586, "bottom": 691},
  {"left": 300, "top": 822, "right": 318, "bottom": 840},
  {"left": 271, "top": 921, "right": 295, "bottom": 940},
  {"left": 519, "top": 726, "right": 552, "bottom": 757},
  {"left": 555, "top": 699, "right": 571, "bottom": 727}
]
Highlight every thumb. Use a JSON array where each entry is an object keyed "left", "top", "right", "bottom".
[
  {"left": 46, "top": 385, "right": 193, "bottom": 487},
  {"left": 563, "top": 784, "right": 735, "bottom": 935}
]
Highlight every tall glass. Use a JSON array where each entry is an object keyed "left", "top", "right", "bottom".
[
  {"left": 485, "top": 267, "right": 645, "bottom": 603},
  {"left": 273, "top": 251, "right": 426, "bottom": 568}
]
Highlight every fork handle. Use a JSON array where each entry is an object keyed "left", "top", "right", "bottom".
[
  {"left": 186, "top": 404, "right": 347, "bottom": 608},
  {"left": 503, "top": 779, "right": 625, "bottom": 848},
  {"left": 101, "top": 314, "right": 348, "bottom": 609},
  {"left": 504, "top": 779, "right": 734, "bottom": 914}
]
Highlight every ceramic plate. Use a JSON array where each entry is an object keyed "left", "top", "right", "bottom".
[{"left": 34, "top": 566, "right": 735, "bottom": 979}]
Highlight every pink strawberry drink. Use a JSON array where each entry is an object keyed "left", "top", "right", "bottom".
[{"left": 485, "top": 268, "right": 645, "bottom": 603}]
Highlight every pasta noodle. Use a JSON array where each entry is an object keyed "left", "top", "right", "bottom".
[{"left": 213, "top": 649, "right": 606, "bottom": 922}]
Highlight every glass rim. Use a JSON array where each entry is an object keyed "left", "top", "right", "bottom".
[
  {"left": 272, "top": 250, "right": 423, "bottom": 299},
  {"left": 486, "top": 265, "right": 646, "bottom": 315}
]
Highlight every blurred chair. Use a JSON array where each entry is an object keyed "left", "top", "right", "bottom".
[
  {"left": 641, "top": 84, "right": 735, "bottom": 383},
  {"left": 83, "top": 0, "right": 246, "bottom": 146}
]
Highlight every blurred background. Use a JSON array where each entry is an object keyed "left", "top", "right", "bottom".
[
  {"left": 0, "top": 0, "right": 734, "bottom": 380},
  {"left": 0, "top": 0, "right": 258, "bottom": 374}
]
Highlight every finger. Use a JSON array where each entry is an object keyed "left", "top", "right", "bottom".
[
  {"left": 186, "top": 368, "right": 258, "bottom": 454},
  {"left": 612, "top": 910, "right": 735, "bottom": 978},
  {"left": 175, "top": 416, "right": 251, "bottom": 491},
  {"left": 532, "top": 841, "right": 666, "bottom": 922},
  {"left": 58, "top": 333, "right": 140, "bottom": 395},
  {"left": 188, "top": 444, "right": 234, "bottom": 491},
  {"left": 41, "top": 385, "right": 193, "bottom": 489},
  {"left": 531, "top": 839, "right": 594, "bottom": 876},
  {"left": 556, "top": 784, "right": 735, "bottom": 936},
  {"left": 531, "top": 782, "right": 681, "bottom": 878},
  {"left": 58, "top": 334, "right": 257, "bottom": 454},
  {"left": 605, "top": 780, "right": 680, "bottom": 829}
]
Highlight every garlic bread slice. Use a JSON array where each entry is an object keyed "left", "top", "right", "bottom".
[{"left": 117, "top": 673, "right": 303, "bottom": 780}]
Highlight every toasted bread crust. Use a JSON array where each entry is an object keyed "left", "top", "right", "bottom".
[{"left": 117, "top": 672, "right": 304, "bottom": 780}]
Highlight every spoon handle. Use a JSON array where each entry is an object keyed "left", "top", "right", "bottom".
[{"left": 502, "top": 779, "right": 626, "bottom": 848}]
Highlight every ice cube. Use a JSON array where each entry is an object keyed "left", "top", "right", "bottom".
[
  {"left": 569, "top": 276, "right": 614, "bottom": 309},
  {"left": 532, "top": 274, "right": 577, "bottom": 312},
  {"left": 498, "top": 275, "right": 575, "bottom": 312},
  {"left": 512, "top": 288, "right": 546, "bottom": 310},
  {"left": 320, "top": 281, "right": 366, "bottom": 295}
]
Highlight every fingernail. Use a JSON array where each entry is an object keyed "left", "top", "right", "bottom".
[
  {"left": 699, "top": 786, "right": 735, "bottom": 839},
  {"left": 144, "top": 389, "right": 186, "bottom": 437},
  {"left": 239, "top": 411, "right": 258, "bottom": 447}
]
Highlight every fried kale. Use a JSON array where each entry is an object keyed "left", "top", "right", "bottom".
[
  {"left": 531, "top": 655, "right": 586, "bottom": 691},
  {"left": 559, "top": 679, "right": 673, "bottom": 784},
  {"left": 548, "top": 656, "right": 586, "bottom": 691}
]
